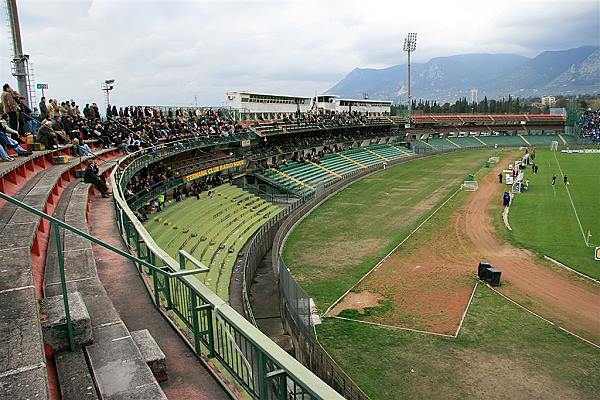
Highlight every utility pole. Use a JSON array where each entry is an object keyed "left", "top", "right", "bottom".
[
  {"left": 403, "top": 32, "right": 417, "bottom": 118},
  {"left": 6, "top": 0, "right": 31, "bottom": 107}
]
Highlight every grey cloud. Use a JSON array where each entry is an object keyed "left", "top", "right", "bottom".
[{"left": 2, "top": 0, "right": 597, "bottom": 106}]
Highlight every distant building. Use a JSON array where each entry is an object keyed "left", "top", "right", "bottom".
[
  {"left": 322, "top": 97, "right": 391, "bottom": 115},
  {"left": 541, "top": 96, "right": 557, "bottom": 107},
  {"left": 550, "top": 107, "right": 567, "bottom": 116},
  {"left": 226, "top": 91, "right": 391, "bottom": 120},
  {"left": 225, "top": 92, "right": 313, "bottom": 120},
  {"left": 470, "top": 88, "right": 478, "bottom": 104}
]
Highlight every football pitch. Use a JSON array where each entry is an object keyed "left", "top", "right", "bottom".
[
  {"left": 283, "top": 149, "right": 599, "bottom": 400},
  {"left": 508, "top": 148, "right": 600, "bottom": 280}
]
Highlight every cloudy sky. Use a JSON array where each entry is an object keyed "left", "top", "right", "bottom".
[{"left": 1, "top": 0, "right": 598, "bottom": 107}]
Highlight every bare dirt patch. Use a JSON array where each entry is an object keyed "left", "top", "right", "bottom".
[
  {"left": 351, "top": 211, "right": 479, "bottom": 335},
  {"left": 330, "top": 291, "right": 384, "bottom": 315}
]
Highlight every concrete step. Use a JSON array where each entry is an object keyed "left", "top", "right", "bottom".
[
  {"left": 55, "top": 350, "right": 99, "bottom": 400},
  {"left": 41, "top": 291, "right": 93, "bottom": 352},
  {"left": 131, "top": 329, "right": 167, "bottom": 382}
]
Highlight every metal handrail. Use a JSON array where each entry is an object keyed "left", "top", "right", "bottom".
[{"left": 110, "top": 139, "right": 345, "bottom": 399}]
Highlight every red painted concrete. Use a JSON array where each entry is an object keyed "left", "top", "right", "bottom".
[{"left": 89, "top": 196, "right": 230, "bottom": 400}]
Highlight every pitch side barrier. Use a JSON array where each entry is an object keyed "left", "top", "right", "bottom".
[
  {"left": 111, "top": 140, "right": 344, "bottom": 400},
  {"left": 269, "top": 154, "right": 435, "bottom": 400}
]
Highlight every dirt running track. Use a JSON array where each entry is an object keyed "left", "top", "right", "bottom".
[
  {"left": 462, "top": 158, "right": 600, "bottom": 341},
  {"left": 335, "top": 153, "right": 599, "bottom": 342}
]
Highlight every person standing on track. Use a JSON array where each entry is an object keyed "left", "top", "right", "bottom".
[{"left": 498, "top": 173, "right": 503, "bottom": 183}]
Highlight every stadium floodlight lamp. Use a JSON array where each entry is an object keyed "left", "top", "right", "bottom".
[
  {"left": 403, "top": 32, "right": 417, "bottom": 52},
  {"left": 101, "top": 79, "right": 116, "bottom": 107}
]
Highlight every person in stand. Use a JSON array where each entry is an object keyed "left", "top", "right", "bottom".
[
  {"left": 0, "top": 115, "right": 33, "bottom": 158},
  {"left": 551, "top": 175, "right": 557, "bottom": 186},
  {"left": 71, "top": 138, "right": 94, "bottom": 157},
  {"left": 36, "top": 120, "right": 60, "bottom": 149},
  {"left": 498, "top": 172, "right": 503, "bottom": 183},
  {"left": 83, "top": 160, "right": 111, "bottom": 198},
  {"left": 173, "top": 187, "right": 182, "bottom": 201},
  {"left": 1, "top": 84, "right": 20, "bottom": 133},
  {"left": 39, "top": 97, "right": 48, "bottom": 120}
]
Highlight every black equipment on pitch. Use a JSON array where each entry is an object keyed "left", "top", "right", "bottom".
[{"left": 478, "top": 260, "right": 501, "bottom": 286}]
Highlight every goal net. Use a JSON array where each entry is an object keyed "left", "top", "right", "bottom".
[{"left": 462, "top": 181, "right": 478, "bottom": 191}]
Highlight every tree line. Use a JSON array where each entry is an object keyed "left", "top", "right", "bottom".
[{"left": 391, "top": 96, "right": 550, "bottom": 116}]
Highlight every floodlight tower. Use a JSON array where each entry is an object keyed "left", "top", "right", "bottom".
[
  {"left": 101, "top": 79, "right": 115, "bottom": 107},
  {"left": 6, "top": 0, "right": 33, "bottom": 106},
  {"left": 403, "top": 32, "right": 417, "bottom": 117}
]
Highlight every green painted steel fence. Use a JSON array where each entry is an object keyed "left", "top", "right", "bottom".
[{"left": 110, "top": 141, "right": 345, "bottom": 400}]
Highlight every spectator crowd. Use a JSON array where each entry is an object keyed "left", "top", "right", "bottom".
[
  {"left": 581, "top": 109, "right": 600, "bottom": 143},
  {"left": 1, "top": 81, "right": 248, "bottom": 162}
]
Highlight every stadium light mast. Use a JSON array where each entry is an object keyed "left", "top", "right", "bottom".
[
  {"left": 101, "top": 79, "right": 115, "bottom": 107},
  {"left": 6, "top": 0, "right": 32, "bottom": 107},
  {"left": 403, "top": 32, "right": 417, "bottom": 117}
]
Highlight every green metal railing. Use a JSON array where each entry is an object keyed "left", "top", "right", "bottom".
[
  {"left": 110, "top": 141, "right": 345, "bottom": 399},
  {"left": 0, "top": 191, "right": 208, "bottom": 353}
]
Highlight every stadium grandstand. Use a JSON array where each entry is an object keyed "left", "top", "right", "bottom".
[
  {"left": 0, "top": 81, "right": 593, "bottom": 399},
  {"left": 226, "top": 91, "right": 391, "bottom": 121}
]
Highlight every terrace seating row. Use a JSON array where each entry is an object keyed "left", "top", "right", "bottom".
[
  {"left": 0, "top": 147, "right": 123, "bottom": 399},
  {"left": 427, "top": 138, "right": 458, "bottom": 150},
  {"left": 144, "top": 184, "right": 281, "bottom": 300},
  {"left": 42, "top": 159, "right": 167, "bottom": 400},
  {"left": 255, "top": 144, "right": 416, "bottom": 195}
]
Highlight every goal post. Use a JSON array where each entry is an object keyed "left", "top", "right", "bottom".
[{"left": 462, "top": 181, "right": 478, "bottom": 191}]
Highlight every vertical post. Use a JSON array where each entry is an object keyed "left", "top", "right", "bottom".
[
  {"left": 407, "top": 49, "right": 411, "bottom": 116},
  {"left": 205, "top": 306, "right": 215, "bottom": 358},
  {"left": 278, "top": 373, "right": 287, "bottom": 399},
  {"left": 190, "top": 293, "right": 201, "bottom": 354},
  {"left": 257, "top": 351, "right": 268, "bottom": 400},
  {"left": 6, "top": 0, "right": 30, "bottom": 106},
  {"left": 179, "top": 251, "right": 186, "bottom": 270},
  {"left": 151, "top": 268, "right": 161, "bottom": 306},
  {"left": 53, "top": 222, "right": 75, "bottom": 351}
]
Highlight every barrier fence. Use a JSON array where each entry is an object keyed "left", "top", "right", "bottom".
[{"left": 111, "top": 141, "right": 345, "bottom": 400}]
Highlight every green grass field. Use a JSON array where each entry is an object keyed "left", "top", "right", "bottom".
[
  {"left": 318, "top": 284, "right": 600, "bottom": 400},
  {"left": 508, "top": 149, "right": 600, "bottom": 279},
  {"left": 144, "top": 184, "right": 280, "bottom": 300},
  {"left": 283, "top": 150, "right": 495, "bottom": 310},
  {"left": 284, "top": 149, "right": 599, "bottom": 399}
]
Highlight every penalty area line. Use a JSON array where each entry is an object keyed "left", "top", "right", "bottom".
[
  {"left": 323, "top": 187, "right": 463, "bottom": 317},
  {"left": 327, "top": 281, "right": 480, "bottom": 340},
  {"left": 486, "top": 284, "right": 600, "bottom": 349},
  {"left": 552, "top": 151, "right": 590, "bottom": 247},
  {"left": 326, "top": 316, "right": 456, "bottom": 338}
]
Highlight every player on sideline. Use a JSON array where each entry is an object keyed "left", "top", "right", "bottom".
[
  {"left": 552, "top": 175, "right": 557, "bottom": 185},
  {"left": 563, "top": 175, "right": 569, "bottom": 185}
]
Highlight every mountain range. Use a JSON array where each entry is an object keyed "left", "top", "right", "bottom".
[{"left": 326, "top": 46, "right": 600, "bottom": 103}]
